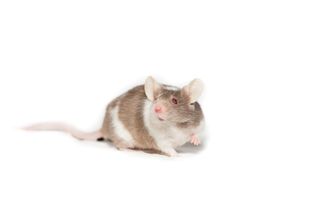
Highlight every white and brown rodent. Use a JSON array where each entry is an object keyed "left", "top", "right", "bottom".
[{"left": 25, "top": 76, "right": 205, "bottom": 156}]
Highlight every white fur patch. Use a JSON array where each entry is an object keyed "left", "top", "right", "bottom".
[
  {"left": 111, "top": 106, "right": 135, "bottom": 146},
  {"left": 163, "top": 85, "right": 180, "bottom": 91},
  {"left": 143, "top": 100, "right": 205, "bottom": 155},
  {"left": 143, "top": 100, "right": 173, "bottom": 151},
  {"left": 143, "top": 100, "right": 161, "bottom": 140}
]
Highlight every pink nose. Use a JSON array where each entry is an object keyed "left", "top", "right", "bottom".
[{"left": 154, "top": 106, "right": 162, "bottom": 113}]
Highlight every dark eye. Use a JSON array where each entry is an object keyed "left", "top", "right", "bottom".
[{"left": 171, "top": 98, "right": 178, "bottom": 104}]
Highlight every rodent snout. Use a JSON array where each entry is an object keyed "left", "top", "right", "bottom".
[
  {"left": 154, "top": 105, "right": 162, "bottom": 113},
  {"left": 154, "top": 104, "right": 166, "bottom": 121}
]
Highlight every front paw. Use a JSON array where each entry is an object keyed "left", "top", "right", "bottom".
[
  {"left": 190, "top": 134, "right": 201, "bottom": 146},
  {"left": 161, "top": 148, "right": 178, "bottom": 157}
]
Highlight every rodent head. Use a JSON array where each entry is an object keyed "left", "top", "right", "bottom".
[{"left": 144, "top": 76, "right": 204, "bottom": 124}]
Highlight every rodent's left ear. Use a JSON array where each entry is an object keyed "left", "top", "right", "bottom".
[
  {"left": 183, "top": 79, "right": 204, "bottom": 103},
  {"left": 144, "top": 76, "right": 161, "bottom": 101}
]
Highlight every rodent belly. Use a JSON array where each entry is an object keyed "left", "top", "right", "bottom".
[
  {"left": 171, "top": 136, "right": 190, "bottom": 147},
  {"left": 167, "top": 128, "right": 190, "bottom": 147}
]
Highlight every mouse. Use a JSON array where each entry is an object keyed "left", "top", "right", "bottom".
[{"left": 24, "top": 76, "right": 205, "bottom": 156}]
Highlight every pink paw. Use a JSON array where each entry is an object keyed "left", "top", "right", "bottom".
[{"left": 190, "top": 134, "right": 201, "bottom": 146}]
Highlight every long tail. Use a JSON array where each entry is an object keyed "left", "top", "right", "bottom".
[{"left": 23, "top": 122, "right": 103, "bottom": 140}]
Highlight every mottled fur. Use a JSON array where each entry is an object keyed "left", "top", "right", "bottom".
[
  {"left": 24, "top": 77, "right": 205, "bottom": 156},
  {"left": 100, "top": 82, "right": 204, "bottom": 154}
]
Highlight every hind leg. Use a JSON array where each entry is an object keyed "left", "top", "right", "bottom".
[
  {"left": 97, "top": 131, "right": 132, "bottom": 150},
  {"left": 101, "top": 105, "right": 135, "bottom": 151},
  {"left": 111, "top": 137, "right": 133, "bottom": 150}
]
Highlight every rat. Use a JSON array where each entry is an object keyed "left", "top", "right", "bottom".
[{"left": 24, "top": 76, "right": 205, "bottom": 156}]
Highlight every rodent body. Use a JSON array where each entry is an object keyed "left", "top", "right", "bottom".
[{"left": 24, "top": 77, "right": 205, "bottom": 156}]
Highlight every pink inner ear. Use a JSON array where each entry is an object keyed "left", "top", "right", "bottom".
[
  {"left": 182, "top": 86, "right": 191, "bottom": 99},
  {"left": 184, "top": 79, "right": 203, "bottom": 103},
  {"left": 145, "top": 76, "right": 161, "bottom": 101}
]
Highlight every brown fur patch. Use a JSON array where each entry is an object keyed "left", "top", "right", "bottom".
[
  {"left": 117, "top": 85, "right": 159, "bottom": 150},
  {"left": 101, "top": 86, "right": 158, "bottom": 151},
  {"left": 100, "top": 98, "right": 121, "bottom": 145},
  {"left": 156, "top": 87, "right": 204, "bottom": 127}
]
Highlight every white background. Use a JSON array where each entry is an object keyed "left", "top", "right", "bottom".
[{"left": 0, "top": 0, "right": 314, "bottom": 207}]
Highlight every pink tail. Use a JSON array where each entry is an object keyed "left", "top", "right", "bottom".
[{"left": 23, "top": 122, "right": 103, "bottom": 140}]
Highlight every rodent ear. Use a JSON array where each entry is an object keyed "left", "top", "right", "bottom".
[
  {"left": 183, "top": 79, "right": 204, "bottom": 103},
  {"left": 144, "top": 76, "right": 161, "bottom": 101}
]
